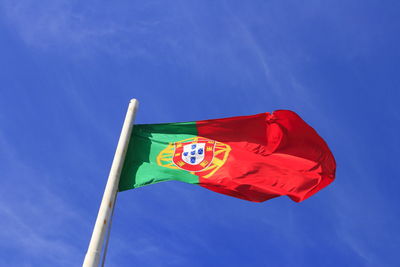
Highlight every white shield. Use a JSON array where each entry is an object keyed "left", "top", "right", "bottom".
[{"left": 181, "top": 143, "right": 205, "bottom": 165}]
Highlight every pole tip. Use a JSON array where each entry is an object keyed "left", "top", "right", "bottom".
[{"left": 129, "top": 98, "right": 139, "bottom": 110}]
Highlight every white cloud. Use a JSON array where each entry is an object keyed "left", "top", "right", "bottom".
[{"left": 0, "top": 130, "right": 87, "bottom": 266}]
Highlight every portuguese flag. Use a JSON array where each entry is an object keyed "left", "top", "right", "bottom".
[{"left": 119, "top": 110, "right": 336, "bottom": 202}]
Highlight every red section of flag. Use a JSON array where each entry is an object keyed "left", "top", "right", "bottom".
[{"left": 196, "top": 110, "right": 336, "bottom": 202}]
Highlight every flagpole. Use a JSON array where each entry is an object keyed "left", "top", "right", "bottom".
[{"left": 83, "top": 99, "right": 139, "bottom": 267}]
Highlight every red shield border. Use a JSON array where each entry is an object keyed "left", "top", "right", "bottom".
[{"left": 173, "top": 138, "right": 215, "bottom": 172}]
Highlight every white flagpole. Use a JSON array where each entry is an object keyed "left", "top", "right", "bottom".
[{"left": 83, "top": 99, "right": 139, "bottom": 267}]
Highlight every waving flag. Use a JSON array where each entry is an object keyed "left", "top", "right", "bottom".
[{"left": 119, "top": 110, "right": 336, "bottom": 202}]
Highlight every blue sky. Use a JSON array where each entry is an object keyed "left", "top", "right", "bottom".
[{"left": 1, "top": 0, "right": 399, "bottom": 266}]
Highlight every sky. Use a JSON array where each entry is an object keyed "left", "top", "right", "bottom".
[{"left": 0, "top": 0, "right": 399, "bottom": 266}]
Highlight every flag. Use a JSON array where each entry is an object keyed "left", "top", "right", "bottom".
[{"left": 119, "top": 110, "right": 336, "bottom": 202}]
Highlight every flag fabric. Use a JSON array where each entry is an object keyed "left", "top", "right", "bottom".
[{"left": 119, "top": 110, "right": 336, "bottom": 202}]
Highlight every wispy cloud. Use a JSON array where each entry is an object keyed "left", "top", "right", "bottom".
[
  {"left": 0, "top": 0, "right": 275, "bottom": 89},
  {"left": 0, "top": 130, "right": 87, "bottom": 266},
  {"left": 0, "top": 0, "right": 157, "bottom": 58}
]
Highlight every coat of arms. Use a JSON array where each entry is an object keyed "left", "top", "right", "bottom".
[
  {"left": 156, "top": 137, "right": 231, "bottom": 178},
  {"left": 173, "top": 138, "right": 215, "bottom": 172}
]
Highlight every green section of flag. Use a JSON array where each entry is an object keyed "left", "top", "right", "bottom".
[{"left": 119, "top": 122, "right": 199, "bottom": 191}]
